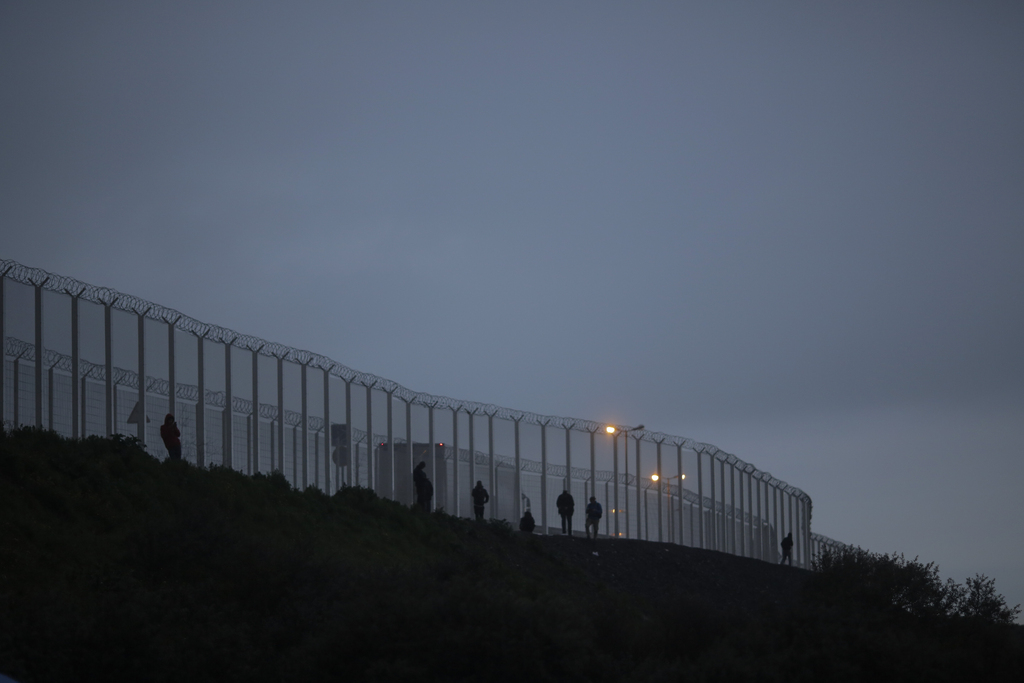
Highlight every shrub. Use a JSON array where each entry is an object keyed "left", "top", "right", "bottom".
[
  {"left": 955, "top": 574, "right": 1021, "bottom": 625},
  {"left": 808, "top": 546, "right": 1020, "bottom": 625}
]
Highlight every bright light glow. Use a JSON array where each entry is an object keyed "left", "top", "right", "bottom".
[
  {"left": 605, "top": 426, "right": 616, "bottom": 434},
  {"left": 651, "top": 474, "right": 660, "bottom": 481},
  {"left": 680, "top": 474, "right": 686, "bottom": 480}
]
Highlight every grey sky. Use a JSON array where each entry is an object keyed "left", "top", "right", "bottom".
[{"left": 3, "top": 1, "right": 1023, "bottom": 616}]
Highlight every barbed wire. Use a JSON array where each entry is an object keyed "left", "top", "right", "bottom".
[
  {"left": 2, "top": 258, "right": 811, "bottom": 505},
  {"left": 810, "top": 532, "right": 855, "bottom": 555}
]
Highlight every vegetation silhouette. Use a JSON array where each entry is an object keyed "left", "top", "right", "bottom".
[{"left": 1, "top": 427, "right": 1021, "bottom": 682}]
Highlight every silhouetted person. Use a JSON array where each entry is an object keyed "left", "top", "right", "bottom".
[
  {"left": 519, "top": 509, "right": 536, "bottom": 534},
  {"left": 780, "top": 532, "right": 794, "bottom": 565},
  {"left": 414, "top": 461, "right": 432, "bottom": 512},
  {"left": 160, "top": 413, "right": 181, "bottom": 461},
  {"left": 471, "top": 480, "right": 489, "bottom": 521},
  {"left": 556, "top": 489, "right": 575, "bottom": 535},
  {"left": 585, "top": 496, "right": 602, "bottom": 539}
]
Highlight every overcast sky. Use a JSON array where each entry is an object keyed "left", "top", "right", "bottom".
[{"left": 3, "top": 1, "right": 1023, "bottom": 617}]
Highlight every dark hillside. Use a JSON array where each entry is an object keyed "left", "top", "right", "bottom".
[
  {"left": 1, "top": 427, "right": 1020, "bottom": 683},
  {"left": 538, "top": 535, "right": 809, "bottom": 615}
]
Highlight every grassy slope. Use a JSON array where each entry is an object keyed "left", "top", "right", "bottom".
[{"left": 1, "top": 428, "right": 1021, "bottom": 683}]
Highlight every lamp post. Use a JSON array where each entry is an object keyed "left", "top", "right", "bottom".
[
  {"left": 605, "top": 424, "right": 643, "bottom": 538},
  {"left": 652, "top": 472, "right": 685, "bottom": 544}
]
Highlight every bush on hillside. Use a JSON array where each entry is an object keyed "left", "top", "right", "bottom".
[{"left": 808, "top": 546, "right": 1020, "bottom": 625}]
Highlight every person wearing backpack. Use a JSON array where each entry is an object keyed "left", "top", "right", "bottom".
[
  {"left": 585, "top": 496, "right": 603, "bottom": 539},
  {"left": 414, "top": 462, "right": 432, "bottom": 512},
  {"left": 780, "top": 531, "right": 794, "bottom": 565},
  {"left": 471, "top": 481, "right": 490, "bottom": 521},
  {"left": 556, "top": 489, "right": 575, "bottom": 536},
  {"left": 519, "top": 509, "right": 536, "bottom": 534},
  {"left": 160, "top": 414, "right": 181, "bottom": 461}
]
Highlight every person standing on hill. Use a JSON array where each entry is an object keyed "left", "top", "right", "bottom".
[
  {"left": 585, "top": 496, "right": 602, "bottom": 540},
  {"left": 780, "top": 532, "right": 794, "bottom": 565},
  {"left": 556, "top": 489, "right": 575, "bottom": 536},
  {"left": 414, "top": 461, "right": 432, "bottom": 512},
  {"left": 160, "top": 414, "right": 181, "bottom": 461},
  {"left": 519, "top": 509, "right": 536, "bottom": 533},
  {"left": 471, "top": 480, "right": 489, "bottom": 521}
]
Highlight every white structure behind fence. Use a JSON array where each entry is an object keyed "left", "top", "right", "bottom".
[{"left": 1, "top": 259, "right": 849, "bottom": 567}]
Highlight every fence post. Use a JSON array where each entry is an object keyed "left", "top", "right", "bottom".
[
  {"left": 540, "top": 420, "right": 547, "bottom": 534},
  {"left": 805, "top": 497, "right": 812, "bottom": 569},
  {"left": 0, "top": 272, "right": 5, "bottom": 425},
  {"left": 775, "top": 484, "right": 782, "bottom": 562},
  {"left": 589, "top": 430, "right": 596, "bottom": 504},
  {"left": 729, "top": 461, "right": 736, "bottom": 554},
  {"left": 13, "top": 355, "right": 21, "bottom": 426},
  {"left": 224, "top": 341, "right": 233, "bottom": 469},
  {"left": 71, "top": 293, "right": 80, "bottom": 437},
  {"left": 167, "top": 317, "right": 176, "bottom": 427},
  {"left": 80, "top": 374, "right": 87, "bottom": 436},
  {"left": 696, "top": 449, "right": 704, "bottom": 549},
  {"left": 196, "top": 333, "right": 205, "bottom": 467},
  {"left": 634, "top": 435, "right": 641, "bottom": 540},
  {"left": 34, "top": 280, "right": 46, "bottom": 428},
  {"left": 251, "top": 346, "right": 260, "bottom": 474},
  {"left": 650, "top": 440, "right": 659, "bottom": 541},
  {"left": 488, "top": 412, "right": 495, "bottom": 510},
  {"left": 47, "top": 363, "right": 54, "bottom": 431},
  {"left": 565, "top": 425, "right": 572, "bottom": 534},
  {"left": 746, "top": 469, "right": 753, "bottom": 557},
  {"left": 385, "top": 389, "right": 393, "bottom": 499},
  {"left": 404, "top": 397, "right": 412, "bottom": 504},
  {"left": 104, "top": 303, "right": 113, "bottom": 436},
  {"left": 276, "top": 357, "right": 285, "bottom": 474},
  {"left": 301, "top": 363, "right": 308, "bottom": 488},
  {"left": 137, "top": 309, "right": 148, "bottom": 446},
  {"left": 344, "top": 378, "right": 352, "bottom": 487},
  {"left": 513, "top": 417, "right": 521, "bottom": 523},
  {"left": 427, "top": 403, "right": 434, "bottom": 509},
  {"left": 452, "top": 407, "right": 459, "bottom": 516},
  {"left": 292, "top": 424, "right": 298, "bottom": 484},
  {"left": 723, "top": 460, "right": 730, "bottom": 551},
  {"left": 365, "top": 383, "right": 373, "bottom": 492},
  {"left": 468, "top": 410, "right": 475, "bottom": 512},
  {"left": 324, "top": 368, "right": 332, "bottom": 493},
  {"left": 676, "top": 444, "right": 684, "bottom": 545},
  {"left": 245, "top": 415, "right": 251, "bottom": 473},
  {"left": 786, "top": 491, "right": 794, "bottom": 565},
  {"left": 612, "top": 432, "right": 619, "bottom": 537},
  {"left": 789, "top": 491, "right": 796, "bottom": 566},
  {"left": 756, "top": 475, "right": 763, "bottom": 560},
  {"left": 709, "top": 453, "right": 718, "bottom": 550}
]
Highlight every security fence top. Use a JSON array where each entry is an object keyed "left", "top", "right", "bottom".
[
  {"left": 2, "top": 258, "right": 811, "bottom": 506},
  {"left": 810, "top": 533, "right": 855, "bottom": 553}
]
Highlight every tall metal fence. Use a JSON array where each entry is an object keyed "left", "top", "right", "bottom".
[{"left": 1, "top": 258, "right": 851, "bottom": 568}]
